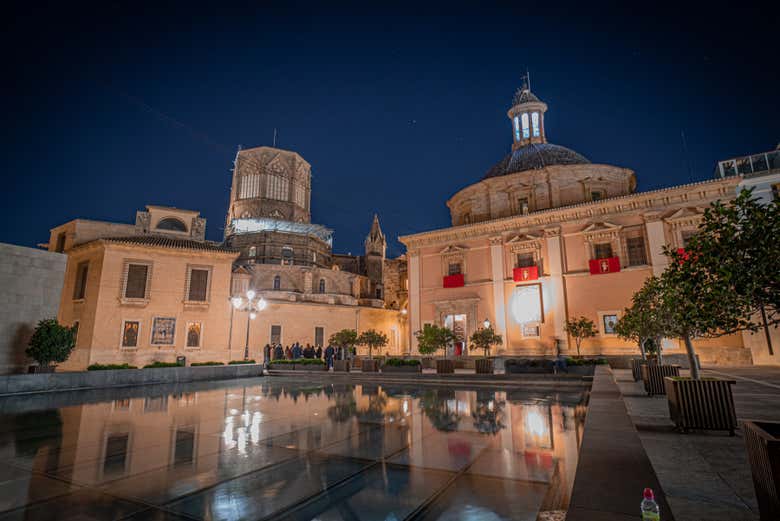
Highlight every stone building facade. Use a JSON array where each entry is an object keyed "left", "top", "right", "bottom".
[
  {"left": 400, "top": 81, "right": 763, "bottom": 366},
  {"left": 48, "top": 147, "right": 408, "bottom": 370}
]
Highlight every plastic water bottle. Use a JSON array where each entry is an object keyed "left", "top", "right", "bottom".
[{"left": 641, "top": 487, "right": 660, "bottom": 520}]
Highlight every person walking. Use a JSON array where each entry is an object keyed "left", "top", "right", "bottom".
[
  {"left": 263, "top": 344, "right": 271, "bottom": 365},
  {"left": 325, "top": 344, "right": 334, "bottom": 370},
  {"left": 292, "top": 343, "right": 302, "bottom": 359},
  {"left": 285, "top": 345, "right": 292, "bottom": 360},
  {"left": 274, "top": 344, "right": 283, "bottom": 360}
]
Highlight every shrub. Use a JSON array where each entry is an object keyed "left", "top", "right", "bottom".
[
  {"left": 191, "top": 361, "right": 224, "bottom": 366},
  {"left": 143, "top": 361, "right": 181, "bottom": 369},
  {"left": 228, "top": 359, "right": 256, "bottom": 365},
  {"left": 87, "top": 363, "right": 137, "bottom": 371},
  {"left": 297, "top": 358, "right": 325, "bottom": 365},
  {"left": 26, "top": 319, "right": 76, "bottom": 368},
  {"left": 383, "top": 358, "right": 421, "bottom": 367},
  {"left": 269, "top": 359, "right": 295, "bottom": 364},
  {"left": 565, "top": 357, "right": 608, "bottom": 366}
]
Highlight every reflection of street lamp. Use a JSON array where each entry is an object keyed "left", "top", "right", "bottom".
[
  {"left": 483, "top": 318, "right": 491, "bottom": 329},
  {"left": 232, "top": 289, "right": 267, "bottom": 360}
]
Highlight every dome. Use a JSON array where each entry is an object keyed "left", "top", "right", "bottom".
[{"left": 484, "top": 143, "right": 590, "bottom": 179}]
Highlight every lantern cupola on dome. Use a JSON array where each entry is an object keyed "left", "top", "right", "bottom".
[{"left": 508, "top": 75, "right": 548, "bottom": 150}]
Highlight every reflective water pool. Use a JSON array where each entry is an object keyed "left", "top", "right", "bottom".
[{"left": 0, "top": 378, "right": 588, "bottom": 520}]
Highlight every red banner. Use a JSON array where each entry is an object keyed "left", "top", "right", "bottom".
[
  {"left": 443, "top": 273, "right": 465, "bottom": 288},
  {"left": 513, "top": 266, "right": 539, "bottom": 282},
  {"left": 589, "top": 257, "right": 620, "bottom": 275}
]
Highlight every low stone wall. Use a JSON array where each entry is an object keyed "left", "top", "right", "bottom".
[{"left": 0, "top": 363, "right": 264, "bottom": 396}]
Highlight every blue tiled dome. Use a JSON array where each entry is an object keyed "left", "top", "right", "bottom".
[{"left": 484, "top": 143, "right": 590, "bottom": 179}]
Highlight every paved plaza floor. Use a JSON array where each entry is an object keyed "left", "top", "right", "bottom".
[{"left": 615, "top": 365, "right": 780, "bottom": 521}]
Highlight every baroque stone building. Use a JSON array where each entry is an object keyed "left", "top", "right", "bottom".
[
  {"left": 47, "top": 147, "right": 408, "bottom": 370},
  {"left": 400, "top": 81, "right": 773, "bottom": 366}
]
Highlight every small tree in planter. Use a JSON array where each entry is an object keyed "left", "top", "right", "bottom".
[
  {"left": 415, "top": 324, "right": 459, "bottom": 374},
  {"left": 357, "top": 329, "right": 388, "bottom": 372},
  {"left": 564, "top": 317, "right": 596, "bottom": 356},
  {"left": 26, "top": 319, "right": 76, "bottom": 372},
  {"left": 329, "top": 329, "right": 358, "bottom": 371},
  {"left": 469, "top": 327, "right": 502, "bottom": 374}
]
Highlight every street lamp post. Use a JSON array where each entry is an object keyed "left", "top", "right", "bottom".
[
  {"left": 483, "top": 318, "right": 491, "bottom": 329},
  {"left": 231, "top": 289, "right": 267, "bottom": 361}
]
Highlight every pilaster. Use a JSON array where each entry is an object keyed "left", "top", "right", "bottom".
[
  {"left": 489, "top": 237, "right": 507, "bottom": 349},
  {"left": 544, "top": 227, "right": 568, "bottom": 350},
  {"left": 408, "top": 250, "right": 421, "bottom": 353}
]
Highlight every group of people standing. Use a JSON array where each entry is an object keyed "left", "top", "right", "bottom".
[{"left": 262, "top": 342, "right": 357, "bottom": 368}]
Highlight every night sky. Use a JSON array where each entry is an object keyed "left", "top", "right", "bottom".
[{"left": 3, "top": 3, "right": 777, "bottom": 258}]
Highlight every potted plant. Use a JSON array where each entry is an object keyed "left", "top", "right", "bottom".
[
  {"left": 504, "top": 358, "right": 554, "bottom": 374},
  {"left": 614, "top": 280, "right": 667, "bottom": 381},
  {"left": 329, "top": 329, "right": 358, "bottom": 372},
  {"left": 469, "top": 326, "right": 502, "bottom": 374},
  {"left": 414, "top": 324, "right": 459, "bottom": 374},
  {"left": 743, "top": 420, "right": 780, "bottom": 520},
  {"left": 357, "top": 329, "right": 388, "bottom": 372},
  {"left": 26, "top": 319, "right": 75, "bottom": 373},
  {"left": 564, "top": 316, "right": 596, "bottom": 356},
  {"left": 381, "top": 358, "right": 421, "bottom": 373}
]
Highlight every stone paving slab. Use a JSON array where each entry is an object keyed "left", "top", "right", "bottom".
[{"left": 613, "top": 368, "right": 765, "bottom": 521}]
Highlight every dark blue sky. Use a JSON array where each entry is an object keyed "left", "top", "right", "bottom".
[{"left": 3, "top": 3, "right": 777, "bottom": 257}]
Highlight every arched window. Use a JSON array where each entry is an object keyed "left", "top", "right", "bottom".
[
  {"left": 531, "top": 112, "right": 540, "bottom": 137},
  {"left": 521, "top": 113, "right": 530, "bottom": 139},
  {"left": 273, "top": 275, "right": 281, "bottom": 290},
  {"left": 248, "top": 246, "right": 256, "bottom": 258},
  {"left": 513, "top": 116, "right": 520, "bottom": 141},
  {"left": 157, "top": 217, "right": 187, "bottom": 232},
  {"left": 318, "top": 278, "right": 326, "bottom": 294}
]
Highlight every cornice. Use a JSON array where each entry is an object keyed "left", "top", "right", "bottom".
[{"left": 399, "top": 176, "right": 738, "bottom": 250}]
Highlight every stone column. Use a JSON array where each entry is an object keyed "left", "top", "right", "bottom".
[
  {"left": 545, "top": 228, "right": 568, "bottom": 351},
  {"left": 643, "top": 213, "right": 668, "bottom": 276},
  {"left": 489, "top": 237, "right": 507, "bottom": 349},
  {"left": 408, "top": 250, "right": 421, "bottom": 353}
]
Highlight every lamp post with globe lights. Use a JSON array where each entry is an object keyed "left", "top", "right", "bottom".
[{"left": 231, "top": 290, "right": 267, "bottom": 361}]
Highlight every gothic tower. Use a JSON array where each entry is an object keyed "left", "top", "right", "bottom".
[{"left": 364, "top": 215, "right": 386, "bottom": 299}]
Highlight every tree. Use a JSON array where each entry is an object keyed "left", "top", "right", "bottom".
[
  {"left": 469, "top": 327, "right": 503, "bottom": 358},
  {"left": 357, "top": 329, "right": 388, "bottom": 360},
  {"left": 614, "top": 276, "right": 668, "bottom": 361},
  {"left": 684, "top": 189, "right": 780, "bottom": 349},
  {"left": 414, "top": 324, "right": 459, "bottom": 358},
  {"left": 329, "top": 329, "right": 358, "bottom": 350},
  {"left": 564, "top": 316, "right": 597, "bottom": 356},
  {"left": 26, "top": 319, "right": 76, "bottom": 368}
]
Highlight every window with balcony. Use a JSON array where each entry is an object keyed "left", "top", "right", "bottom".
[
  {"left": 594, "top": 243, "right": 613, "bottom": 259},
  {"left": 516, "top": 252, "right": 536, "bottom": 268},
  {"left": 448, "top": 263, "right": 462, "bottom": 275}
]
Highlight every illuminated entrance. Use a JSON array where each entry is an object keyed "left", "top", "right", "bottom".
[{"left": 444, "top": 314, "right": 467, "bottom": 356}]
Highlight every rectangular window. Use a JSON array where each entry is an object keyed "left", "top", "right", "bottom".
[
  {"left": 681, "top": 230, "right": 696, "bottom": 248},
  {"left": 603, "top": 314, "right": 618, "bottom": 335},
  {"left": 293, "top": 183, "right": 306, "bottom": 208},
  {"left": 591, "top": 191, "right": 603, "bottom": 201},
  {"left": 173, "top": 428, "right": 195, "bottom": 467},
  {"left": 448, "top": 263, "right": 462, "bottom": 275},
  {"left": 103, "top": 434, "right": 129, "bottom": 476},
  {"left": 517, "top": 197, "right": 529, "bottom": 215},
  {"left": 151, "top": 317, "right": 176, "bottom": 345},
  {"left": 522, "top": 324, "right": 540, "bottom": 337},
  {"left": 124, "top": 264, "right": 149, "bottom": 299},
  {"left": 55, "top": 232, "right": 66, "bottom": 253},
  {"left": 270, "top": 325, "right": 282, "bottom": 345},
  {"left": 121, "top": 321, "right": 140, "bottom": 348},
  {"left": 314, "top": 327, "right": 324, "bottom": 347},
  {"left": 516, "top": 253, "right": 535, "bottom": 268},
  {"left": 266, "top": 175, "right": 289, "bottom": 201},
  {"left": 239, "top": 174, "right": 261, "bottom": 199},
  {"left": 187, "top": 268, "right": 210, "bottom": 302},
  {"left": 186, "top": 322, "right": 202, "bottom": 348},
  {"left": 626, "top": 236, "right": 647, "bottom": 266},
  {"left": 594, "top": 243, "right": 613, "bottom": 259},
  {"left": 73, "top": 261, "right": 89, "bottom": 300}
]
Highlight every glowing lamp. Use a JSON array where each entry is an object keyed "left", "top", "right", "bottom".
[
  {"left": 483, "top": 318, "right": 491, "bottom": 329},
  {"left": 249, "top": 312, "right": 257, "bottom": 320},
  {"left": 246, "top": 289, "right": 256, "bottom": 300},
  {"left": 256, "top": 298, "right": 267, "bottom": 311},
  {"left": 231, "top": 297, "right": 243, "bottom": 309}
]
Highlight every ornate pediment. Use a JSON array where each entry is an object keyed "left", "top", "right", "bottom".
[
  {"left": 665, "top": 207, "right": 705, "bottom": 228},
  {"left": 506, "top": 233, "right": 543, "bottom": 253},
  {"left": 439, "top": 245, "right": 468, "bottom": 255},
  {"left": 582, "top": 221, "right": 622, "bottom": 243}
]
